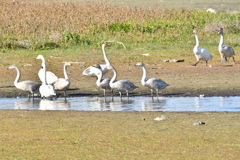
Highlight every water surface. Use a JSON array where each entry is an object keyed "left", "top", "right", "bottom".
[{"left": 0, "top": 96, "right": 240, "bottom": 111}]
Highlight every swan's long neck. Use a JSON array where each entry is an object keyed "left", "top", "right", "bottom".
[
  {"left": 194, "top": 33, "right": 199, "bottom": 49},
  {"left": 42, "top": 63, "right": 47, "bottom": 85},
  {"left": 141, "top": 65, "right": 147, "bottom": 86},
  {"left": 40, "top": 56, "right": 46, "bottom": 67},
  {"left": 13, "top": 66, "right": 21, "bottom": 86},
  {"left": 63, "top": 64, "right": 69, "bottom": 79},
  {"left": 102, "top": 44, "right": 111, "bottom": 66},
  {"left": 110, "top": 66, "right": 117, "bottom": 85},
  {"left": 96, "top": 70, "right": 103, "bottom": 86},
  {"left": 219, "top": 34, "right": 224, "bottom": 48}
]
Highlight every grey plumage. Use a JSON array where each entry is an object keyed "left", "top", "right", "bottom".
[
  {"left": 92, "top": 64, "right": 111, "bottom": 97},
  {"left": 8, "top": 65, "right": 41, "bottom": 98},
  {"left": 53, "top": 63, "right": 71, "bottom": 97},
  {"left": 135, "top": 62, "right": 169, "bottom": 97},
  {"left": 218, "top": 28, "right": 235, "bottom": 64},
  {"left": 109, "top": 65, "right": 138, "bottom": 99}
]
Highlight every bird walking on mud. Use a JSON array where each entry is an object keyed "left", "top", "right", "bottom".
[
  {"left": 218, "top": 28, "right": 235, "bottom": 64},
  {"left": 192, "top": 30, "right": 213, "bottom": 66}
]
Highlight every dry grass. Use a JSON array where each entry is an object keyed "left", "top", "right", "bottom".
[
  {"left": 0, "top": 110, "right": 240, "bottom": 159},
  {"left": 0, "top": 0, "right": 240, "bottom": 50}
]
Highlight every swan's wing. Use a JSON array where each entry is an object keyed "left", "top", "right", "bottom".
[
  {"left": 197, "top": 48, "right": 213, "bottom": 60},
  {"left": 16, "top": 81, "right": 41, "bottom": 92},
  {"left": 99, "top": 78, "right": 111, "bottom": 89},
  {"left": 82, "top": 64, "right": 109, "bottom": 76},
  {"left": 146, "top": 78, "right": 169, "bottom": 89},
  {"left": 221, "top": 45, "right": 235, "bottom": 56},
  {"left": 53, "top": 78, "right": 70, "bottom": 90},
  {"left": 117, "top": 80, "right": 138, "bottom": 91},
  {"left": 38, "top": 69, "right": 58, "bottom": 85}
]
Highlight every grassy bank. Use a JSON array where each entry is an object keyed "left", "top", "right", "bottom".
[
  {"left": 0, "top": 110, "right": 239, "bottom": 159},
  {"left": 0, "top": 0, "right": 240, "bottom": 50}
]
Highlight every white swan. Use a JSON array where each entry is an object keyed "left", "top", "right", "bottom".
[
  {"left": 53, "top": 62, "right": 71, "bottom": 97},
  {"left": 37, "top": 55, "right": 58, "bottom": 85},
  {"left": 37, "top": 55, "right": 56, "bottom": 98},
  {"left": 92, "top": 64, "right": 111, "bottom": 97},
  {"left": 218, "top": 28, "right": 235, "bottom": 64},
  {"left": 135, "top": 62, "right": 169, "bottom": 97},
  {"left": 109, "top": 65, "right": 138, "bottom": 99},
  {"left": 193, "top": 30, "right": 213, "bottom": 66},
  {"left": 82, "top": 44, "right": 111, "bottom": 76},
  {"left": 8, "top": 65, "right": 41, "bottom": 98}
]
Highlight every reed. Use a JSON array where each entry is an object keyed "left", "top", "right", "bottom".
[{"left": 0, "top": 0, "right": 239, "bottom": 50}]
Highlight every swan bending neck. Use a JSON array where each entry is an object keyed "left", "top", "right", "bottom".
[{"left": 110, "top": 67, "right": 117, "bottom": 84}]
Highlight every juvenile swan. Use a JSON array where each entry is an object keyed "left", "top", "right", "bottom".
[
  {"left": 109, "top": 65, "right": 138, "bottom": 99},
  {"left": 193, "top": 30, "right": 213, "bottom": 66},
  {"left": 37, "top": 55, "right": 56, "bottom": 98},
  {"left": 53, "top": 63, "right": 71, "bottom": 97},
  {"left": 8, "top": 65, "right": 41, "bottom": 98},
  {"left": 218, "top": 28, "right": 235, "bottom": 64},
  {"left": 37, "top": 55, "right": 58, "bottom": 85},
  {"left": 135, "top": 62, "right": 169, "bottom": 97},
  {"left": 82, "top": 44, "right": 111, "bottom": 76},
  {"left": 92, "top": 64, "right": 111, "bottom": 97}
]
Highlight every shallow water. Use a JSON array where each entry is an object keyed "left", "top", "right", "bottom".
[{"left": 0, "top": 96, "right": 240, "bottom": 111}]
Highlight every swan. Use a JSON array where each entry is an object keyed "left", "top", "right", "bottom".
[
  {"left": 92, "top": 64, "right": 111, "bottom": 97},
  {"left": 135, "top": 62, "right": 169, "bottom": 97},
  {"left": 82, "top": 43, "right": 111, "bottom": 76},
  {"left": 8, "top": 65, "right": 41, "bottom": 98},
  {"left": 37, "top": 55, "right": 56, "bottom": 98},
  {"left": 193, "top": 30, "right": 213, "bottom": 66},
  {"left": 53, "top": 62, "right": 71, "bottom": 97},
  {"left": 218, "top": 28, "right": 235, "bottom": 64},
  {"left": 109, "top": 65, "right": 138, "bottom": 99},
  {"left": 37, "top": 55, "right": 58, "bottom": 85}
]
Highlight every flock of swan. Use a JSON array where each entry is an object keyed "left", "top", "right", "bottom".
[
  {"left": 193, "top": 28, "right": 235, "bottom": 66},
  {"left": 8, "top": 28, "right": 235, "bottom": 99}
]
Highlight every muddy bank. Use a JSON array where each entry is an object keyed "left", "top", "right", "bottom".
[{"left": 1, "top": 61, "right": 240, "bottom": 98}]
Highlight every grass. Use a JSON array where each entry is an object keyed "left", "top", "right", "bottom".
[
  {"left": 0, "top": 0, "right": 240, "bottom": 51},
  {"left": 0, "top": 110, "right": 240, "bottom": 159}
]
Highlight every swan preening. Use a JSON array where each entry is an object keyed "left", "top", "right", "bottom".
[
  {"left": 108, "top": 65, "right": 138, "bottom": 99},
  {"left": 193, "top": 30, "right": 213, "bottom": 66},
  {"left": 8, "top": 65, "right": 41, "bottom": 98},
  {"left": 218, "top": 28, "right": 235, "bottom": 64},
  {"left": 135, "top": 62, "right": 169, "bottom": 97},
  {"left": 37, "top": 55, "right": 56, "bottom": 98},
  {"left": 82, "top": 41, "right": 126, "bottom": 77},
  {"left": 54, "top": 62, "right": 71, "bottom": 97},
  {"left": 92, "top": 64, "right": 111, "bottom": 97}
]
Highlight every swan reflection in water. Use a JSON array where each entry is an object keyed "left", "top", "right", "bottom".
[
  {"left": 14, "top": 99, "right": 40, "bottom": 110},
  {"left": 141, "top": 98, "right": 166, "bottom": 111},
  {"left": 84, "top": 97, "right": 135, "bottom": 111},
  {"left": 39, "top": 99, "right": 70, "bottom": 110}
]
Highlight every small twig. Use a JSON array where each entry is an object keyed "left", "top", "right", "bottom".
[{"left": 105, "top": 40, "right": 126, "bottom": 50}]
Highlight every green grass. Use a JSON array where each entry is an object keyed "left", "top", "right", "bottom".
[{"left": 0, "top": 111, "right": 240, "bottom": 159}]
